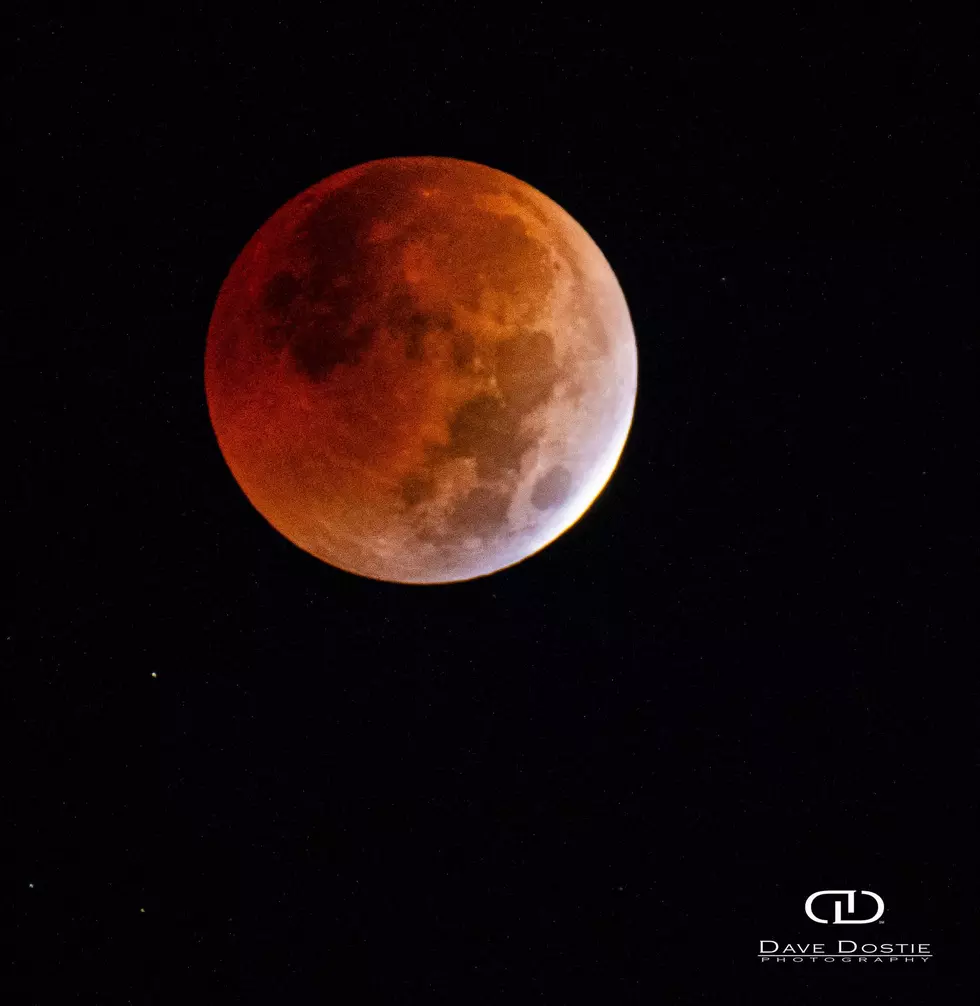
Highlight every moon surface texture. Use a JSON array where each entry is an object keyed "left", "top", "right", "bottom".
[{"left": 205, "top": 157, "right": 637, "bottom": 584}]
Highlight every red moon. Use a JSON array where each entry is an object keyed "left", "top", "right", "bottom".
[{"left": 204, "top": 157, "right": 637, "bottom": 584}]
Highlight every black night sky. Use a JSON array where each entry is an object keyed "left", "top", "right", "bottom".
[{"left": 9, "top": 9, "right": 975, "bottom": 1003}]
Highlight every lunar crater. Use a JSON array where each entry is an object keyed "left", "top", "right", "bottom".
[{"left": 530, "top": 465, "right": 573, "bottom": 511}]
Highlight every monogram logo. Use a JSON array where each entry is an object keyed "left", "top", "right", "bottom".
[{"left": 805, "top": 890, "right": 884, "bottom": 925}]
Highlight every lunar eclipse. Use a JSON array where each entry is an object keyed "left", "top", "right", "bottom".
[{"left": 205, "top": 156, "right": 637, "bottom": 583}]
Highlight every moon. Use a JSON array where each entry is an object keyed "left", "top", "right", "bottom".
[{"left": 204, "top": 157, "right": 637, "bottom": 584}]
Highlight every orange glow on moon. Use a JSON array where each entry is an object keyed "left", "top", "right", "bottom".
[{"left": 204, "top": 157, "right": 637, "bottom": 584}]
